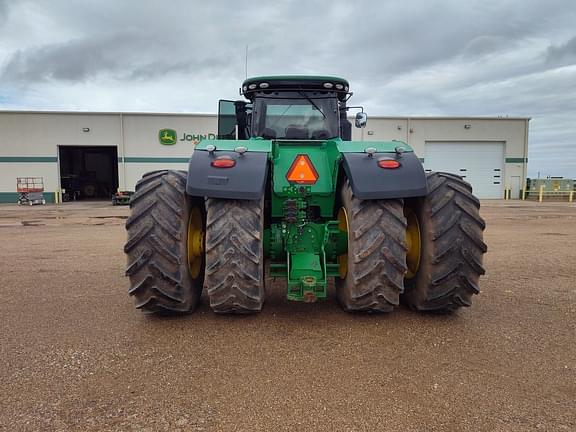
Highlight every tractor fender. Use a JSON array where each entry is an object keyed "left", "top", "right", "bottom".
[
  {"left": 341, "top": 152, "right": 428, "bottom": 200},
  {"left": 186, "top": 149, "right": 268, "bottom": 200}
]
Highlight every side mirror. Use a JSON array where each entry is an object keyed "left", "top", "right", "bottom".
[{"left": 355, "top": 112, "right": 367, "bottom": 128}]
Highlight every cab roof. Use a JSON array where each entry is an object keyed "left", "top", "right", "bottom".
[{"left": 241, "top": 75, "right": 350, "bottom": 101}]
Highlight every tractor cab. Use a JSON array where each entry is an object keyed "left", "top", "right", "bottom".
[{"left": 218, "top": 76, "right": 364, "bottom": 141}]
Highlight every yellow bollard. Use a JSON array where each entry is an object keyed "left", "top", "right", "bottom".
[
  {"left": 539, "top": 185, "right": 544, "bottom": 203},
  {"left": 522, "top": 183, "right": 526, "bottom": 200},
  {"left": 570, "top": 191, "right": 574, "bottom": 203}
]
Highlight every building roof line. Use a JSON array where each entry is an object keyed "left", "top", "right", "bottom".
[
  {"left": 0, "top": 110, "right": 216, "bottom": 117},
  {"left": 368, "top": 115, "right": 531, "bottom": 121}
]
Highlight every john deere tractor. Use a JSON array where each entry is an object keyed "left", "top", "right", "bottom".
[{"left": 124, "top": 76, "right": 486, "bottom": 314}]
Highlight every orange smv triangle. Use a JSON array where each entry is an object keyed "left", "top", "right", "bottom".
[{"left": 286, "top": 154, "right": 319, "bottom": 185}]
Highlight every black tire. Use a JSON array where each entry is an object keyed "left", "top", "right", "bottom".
[
  {"left": 204, "top": 198, "right": 265, "bottom": 313},
  {"left": 403, "top": 172, "right": 487, "bottom": 313},
  {"left": 336, "top": 181, "right": 407, "bottom": 313},
  {"left": 124, "top": 170, "right": 203, "bottom": 314}
]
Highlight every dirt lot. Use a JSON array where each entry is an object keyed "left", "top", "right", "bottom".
[{"left": 0, "top": 200, "right": 574, "bottom": 431}]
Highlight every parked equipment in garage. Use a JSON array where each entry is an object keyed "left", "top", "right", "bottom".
[
  {"left": 124, "top": 76, "right": 487, "bottom": 315},
  {"left": 17, "top": 177, "right": 46, "bottom": 206},
  {"left": 58, "top": 146, "right": 119, "bottom": 201},
  {"left": 112, "top": 191, "right": 134, "bottom": 205}
]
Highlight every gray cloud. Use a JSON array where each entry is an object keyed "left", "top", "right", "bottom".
[
  {"left": 1, "top": 27, "right": 241, "bottom": 83},
  {"left": 0, "top": 0, "right": 9, "bottom": 20},
  {"left": 462, "top": 36, "right": 512, "bottom": 58},
  {"left": 2, "top": 32, "right": 145, "bottom": 82},
  {"left": 546, "top": 36, "right": 576, "bottom": 65}
]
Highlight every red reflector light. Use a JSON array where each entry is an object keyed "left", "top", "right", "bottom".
[
  {"left": 211, "top": 157, "right": 236, "bottom": 168},
  {"left": 377, "top": 159, "right": 400, "bottom": 169},
  {"left": 286, "top": 154, "right": 319, "bottom": 184}
]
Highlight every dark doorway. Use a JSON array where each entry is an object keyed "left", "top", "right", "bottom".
[{"left": 58, "top": 146, "right": 119, "bottom": 201}]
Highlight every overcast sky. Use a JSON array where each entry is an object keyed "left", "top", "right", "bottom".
[{"left": 1, "top": 0, "right": 575, "bottom": 177}]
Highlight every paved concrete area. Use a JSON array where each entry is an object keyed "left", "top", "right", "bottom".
[{"left": 0, "top": 200, "right": 574, "bottom": 431}]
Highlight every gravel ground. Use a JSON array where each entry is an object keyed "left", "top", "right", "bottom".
[{"left": 0, "top": 200, "right": 574, "bottom": 431}]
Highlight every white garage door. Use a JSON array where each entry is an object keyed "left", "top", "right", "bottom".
[{"left": 424, "top": 141, "right": 504, "bottom": 199}]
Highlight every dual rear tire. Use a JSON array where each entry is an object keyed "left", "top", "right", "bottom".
[
  {"left": 336, "top": 172, "right": 486, "bottom": 313},
  {"left": 124, "top": 170, "right": 263, "bottom": 314}
]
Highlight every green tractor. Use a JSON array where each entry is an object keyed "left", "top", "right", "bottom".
[{"left": 124, "top": 76, "right": 486, "bottom": 314}]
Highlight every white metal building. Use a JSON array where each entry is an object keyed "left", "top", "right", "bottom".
[{"left": 0, "top": 111, "right": 529, "bottom": 202}]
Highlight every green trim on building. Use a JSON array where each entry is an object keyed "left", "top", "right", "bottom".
[
  {"left": 505, "top": 157, "right": 527, "bottom": 163},
  {"left": 0, "top": 156, "right": 57, "bottom": 163},
  {"left": 0, "top": 192, "right": 55, "bottom": 203},
  {"left": 122, "top": 157, "right": 190, "bottom": 163},
  {"left": 0, "top": 192, "right": 19, "bottom": 203}
]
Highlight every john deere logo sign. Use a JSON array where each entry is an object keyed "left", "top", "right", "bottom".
[
  {"left": 159, "top": 129, "right": 177, "bottom": 145},
  {"left": 158, "top": 129, "right": 217, "bottom": 145}
]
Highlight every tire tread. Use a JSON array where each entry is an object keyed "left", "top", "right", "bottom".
[
  {"left": 124, "top": 170, "right": 201, "bottom": 314},
  {"left": 337, "top": 181, "right": 407, "bottom": 312},
  {"left": 404, "top": 172, "right": 486, "bottom": 313},
  {"left": 204, "top": 198, "right": 264, "bottom": 313}
]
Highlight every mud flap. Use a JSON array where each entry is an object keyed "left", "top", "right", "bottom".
[
  {"left": 186, "top": 150, "right": 269, "bottom": 200},
  {"left": 341, "top": 152, "right": 428, "bottom": 199}
]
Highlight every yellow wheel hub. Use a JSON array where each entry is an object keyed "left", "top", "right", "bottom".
[
  {"left": 337, "top": 207, "right": 349, "bottom": 279},
  {"left": 404, "top": 207, "right": 421, "bottom": 279},
  {"left": 187, "top": 206, "right": 204, "bottom": 279}
]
